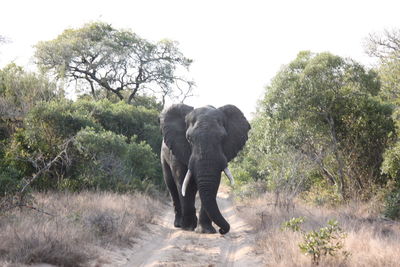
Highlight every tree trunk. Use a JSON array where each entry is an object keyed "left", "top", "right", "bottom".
[
  {"left": 85, "top": 76, "right": 97, "bottom": 100},
  {"left": 326, "top": 115, "right": 347, "bottom": 199}
]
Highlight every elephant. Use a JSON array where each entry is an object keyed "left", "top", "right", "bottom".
[{"left": 159, "top": 104, "right": 250, "bottom": 234}]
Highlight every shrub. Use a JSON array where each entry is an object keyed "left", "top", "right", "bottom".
[
  {"left": 74, "top": 99, "right": 161, "bottom": 152},
  {"left": 282, "top": 217, "right": 349, "bottom": 265},
  {"left": 0, "top": 165, "right": 23, "bottom": 198},
  {"left": 64, "top": 127, "right": 162, "bottom": 192},
  {"left": 125, "top": 138, "right": 162, "bottom": 182},
  {"left": 301, "top": 179, "right": 342, "bottom": 207},
  {"left": 381, "top": 143, "right": 400, "bottom": 219},
  {"left": 25, "top": 100, "right": 99, "bottom": 142},
  {"left": 2, "top": 99, "right": 163, "bottom": 193},
  {"left": 383, "top": 185, "right": 400, "bottom": 220}
]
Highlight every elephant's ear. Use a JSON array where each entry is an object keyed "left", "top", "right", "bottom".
[
  {"left": 219, "top": 105, "right": 251, "bottom": 162},
  {"left": 160, "top": 104, "right": 194, "bottom": 164}
]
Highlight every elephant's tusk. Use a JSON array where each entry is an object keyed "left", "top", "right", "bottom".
[
  {"left": 182, "top": 169, "right": 192, "bottom": 197},
  {"left": 224, "top": 167, "right": 235, "bottom": 185}
]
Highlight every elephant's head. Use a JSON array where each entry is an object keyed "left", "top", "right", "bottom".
[{"left": 160, "top": 104, "right": 250, "bottom": 234}]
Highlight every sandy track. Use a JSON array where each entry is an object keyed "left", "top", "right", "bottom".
[{"left": 100, "top": 189, "right": 263, "bottom": 267}]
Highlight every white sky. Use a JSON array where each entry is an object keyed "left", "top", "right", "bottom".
[{"left": 1, "top": 0, "right": 399, "bottom": 118}]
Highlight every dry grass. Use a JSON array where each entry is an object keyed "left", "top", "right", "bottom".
[
  {"left": 0, "top": 191, "right": 162, "bottom": 266},
  {"left": 236, "top": 192, "right": 400, "bottom": 267}
]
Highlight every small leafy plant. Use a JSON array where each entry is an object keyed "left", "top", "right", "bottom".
[
  {"left": 281, "top": 216, "right": 305, "bottom": 232},
  {"left": 282, "top": 217, "right": 349, "bottom": 265}
]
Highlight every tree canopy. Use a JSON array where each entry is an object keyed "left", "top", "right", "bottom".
[
  {"left": 365, "top": 29, "right": 400, "bottom": 102},
  {"left": 366, "top": 30, "right": 400, "bottom": 218},
  {"left": 0, "top": 63, "right": 62, "bottom": 119},
  {"left": 35, "top": 22, "right": 194, "bottom": 105},
  {"left": 233, "top": 51, "right": 394, "bottom": 200}
]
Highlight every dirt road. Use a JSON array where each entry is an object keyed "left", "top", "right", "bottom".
[{"left": 101, "top": 188, "right": 263, "bottom": 267}]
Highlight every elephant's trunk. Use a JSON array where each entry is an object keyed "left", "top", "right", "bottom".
[{"left": 197, "top": 176, "right": 230, "bottom": 234}]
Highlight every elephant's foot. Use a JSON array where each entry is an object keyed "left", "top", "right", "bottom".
[
  {"left": 181, "top": 214, "right": 197, "bottom": 231},
  {"left": 174, "top": 214, "right": 182, "bottom": 228},
  {"left": 199, "top": 224, "right": 217, "bottom": 234}
]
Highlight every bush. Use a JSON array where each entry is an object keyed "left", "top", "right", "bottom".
[
  {"left": 0, "top": 63, "right": 63, "bottom": 119},
  {"left": 75, "top": 127, "right": 127, "bottom": 157},
  {"left": 74, "top": 99, "right": 161, "bottom": 152},
  {"left": 25, "top": 100, "right": 99, "bottom": 141},
  {"left": 302, "top": 179, "right": 342, "bottom": 207},
  {"left": 0, "top": 165, "right": 23, "bottom": 198},
  {"left": 66, "top": 127, "right": 161, "bottom": 192},
  {"left": 2, "top": 98, "right": 163, "bottom": 194},
  {"left": 125, "top": 138, "right": 162, "bottom": 182},
  {"left": 236, "top": 52, "right": 394, "bottom": 202},
  {"left": 383, "top": 183, "right": 400, "bottom": 220},
  {"left": 282, "top": 217, "right": 349, "bottom": 265},
  {"left": 0, "top": 140, "right": 25, "bottom": 199}
]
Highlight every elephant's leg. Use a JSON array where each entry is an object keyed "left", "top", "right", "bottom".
[
  {"left": 199, "top": 205, "right": 217, "bottom": 233},
  {"left": 162, "top": 159, "right": 182, "bottom": 227},
  {"left": 172, "top": 164, "right": 197, "bottom": 231},
  {"left": 179, "top": 179, "right": 198, "bottom": 231}
]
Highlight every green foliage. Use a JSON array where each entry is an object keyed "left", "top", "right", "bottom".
[
  {"left": 131, "top": 94, "right": 164, "bottom": 112},
  {"left": 281, "top": 216, "right": 305, "bottom": 232},
  {"left": 67, "top": 127, "right": 161, "bottom": 192},
  {"left": 73, "top": 99, "right": 161, "bottom": 152},
  {"left": 125, "top": 137, "right": 161, "bottom": 181},
  {"left": 0, "top": 163, "right": 23, "bottom": 198},
  {"left": 381, "top": 136, "right": 400, "bottom": 179},
  {"left": 366, "top": 29, "right": 400, "bottom": 219},
  {"left": 300, "top": 220, "right": 348, "bottom": 265},
  {"left": 26, "top": 100, "right": 99, "bottom": 140},
  {"left": 384, "top": 186, "right": 400, "bottom": 220},
  {"left": 2, "top": 98, "right": 162, "bottom": 194},
  {"left": 377, "top": 179, "right": 400, "bottom": 220},
  {"left": 75, "top": 127, "right": 127, "bottom": 157},
  {"left": 302, "top": 179, "right": 342, "bottom": 207},
  {"left": 234, "top": 51, "right": 394, "bottom": 200},
  {"left": 35, "top": 21, "right": 193, "bottom": 104},
  {"left": 0, "top": 63, "right": 63, "bottom": 143},
  {"left": 365, "top": 29, "right": 400, "bottom": 102},
  {"left": 0, "top": 63, "right": 62, "bottom": 118},
  {"left": 4, "top": 100, "right": 99, "bottom": 183},
  {"left": 282, "top": 217, "right": 349, "bottom": 265}
]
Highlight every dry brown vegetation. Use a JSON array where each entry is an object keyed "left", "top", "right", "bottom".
[
  {"left": 236, "top": 192, "right": 400, "bottom": 267},
  {"left": 0, "top": 191, "right": 162, "bottom": 266}
]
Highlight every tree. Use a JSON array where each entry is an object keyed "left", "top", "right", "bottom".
[
  {"left": 365, "top": 29, "right": 400, "bottom": 102},
  {"left": 367, "top": 29, "right": 400, "bottom": 217},
  {"left": 35, "top": 22, "right": 194, "bottom": 106},
  {"left": 0, "top": 63, "right": 63, "bottom": 141},
  {"left": 243, "top": 51, "right": 394, "bottom": 199},
  {"left": 0, "top": 63, "right": 62, "bottom": 118},
  {"left": 365, "top": 29, "right": 400, "bottom": 60}
]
